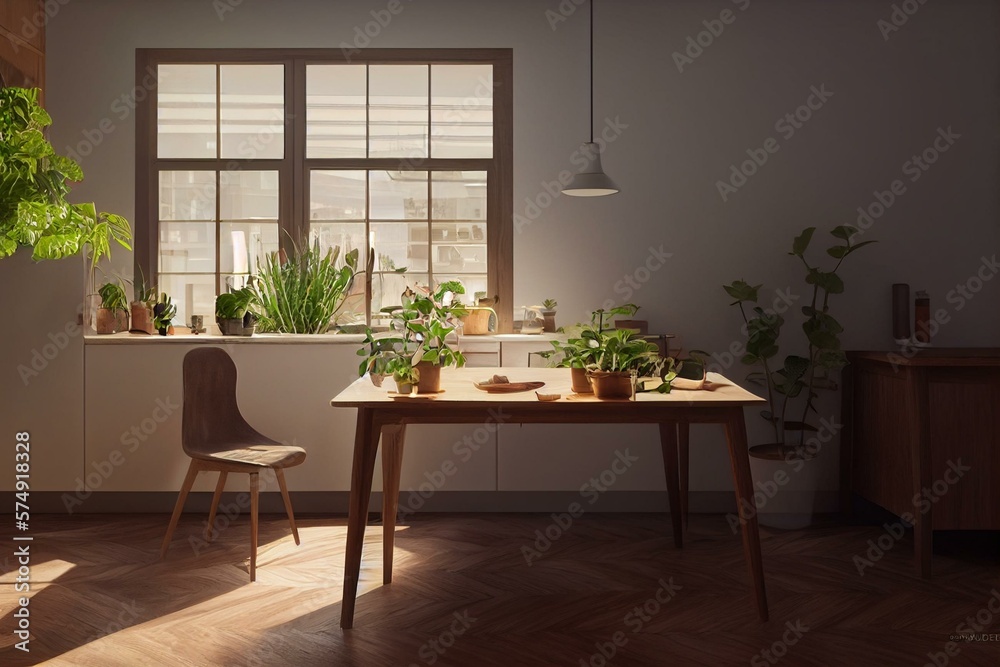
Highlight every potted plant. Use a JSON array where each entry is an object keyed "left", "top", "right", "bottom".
[
  {"left": 130, "top": 269, "right": 156, "bottom": 335},
  {"left": 254, "top": 241, "right": 357, "bottom": 334},
  {"left": 357, "top": 329, "right": 400, "bottom": 387},
  {"left": 720, "top": 226, "right": 875, "bottom": 528},
  {"left": 96, "top": 280, "right": 129, "bottom": 334},
  {"left": 585, "top": 328, "right": 670, "bottom": 399},
  {"left": 356, "top": 281, "right": 468, "bottom": 394},
  {"left": 551, "top": 304, "right": 643, "bottom": 394},
  {"left": 541, "top": 298, "right": 558, "bottom": 333},
  {"left": 407, "top": 281, "right": 468, "bottom": 393},
  {"left": 152, "top": 292, "right": 176, "bottom": 336},
  {"left": 216, "top": 286, "right": 259, "bottom": 336},
  {"left": 0, "top": 87, "right": 131, "bottom": 328}
]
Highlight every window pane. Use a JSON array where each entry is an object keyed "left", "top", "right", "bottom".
[
  {"left": 159, "top": 222, "right": 215, "bottom": 274},
  {"left": 371, "top": 222, "right": 429, "bottom": 273},
  {"left": 159, "top": 171, "right": 216, "bottom": 221},
  {"left": 370, "top": 171, "right": 427, "bottom": 220},
  {"left": 220, "top": 64, "right": 284, "bottom": 159},
  {"left": 369, "top": 65, "right": 428, "bottom": 159},
  {"left": 221, "top": 274, "right": 252, "bottom": 291},
  {"left": 373, "top": 272, "right": 428, "bottom": 320},
  {"left": 307, "top": 65, "right": 366, "bottom": 158},
  {"left": 220, "top": 222, "right": 279, "bottom": 274},
  {"left": 431, "top": 65, "right": 493, "bottom": 158},
  {"left": 310, "top": 222, "right": 366, "bottom": 263},
  {"left": 431, "top": 171, "right": 487, "bottom": 220},
  {"left": 310, "top": 170, "right": 366, "bottom": 221},
  {"left": 159, "top": 274, "right": 216, "bottom": 327},
  {"left": 158, "top": 64, "right": 217, "bottom": 158},
  {"left": 432, "top": 224, "right": 487, "bottom": 273},
  {"left": 220, "top": 171, "right": 279, "bottom": 219},
  {"left": 434, "top": 275, "right": 487, "bottom": 303}
]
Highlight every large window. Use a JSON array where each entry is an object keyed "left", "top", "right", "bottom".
[{"left": 136, "top": 50, "right": 512, "bottom": 330}]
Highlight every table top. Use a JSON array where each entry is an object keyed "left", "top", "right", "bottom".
[{"left": 330, "top": 367, "right": 765, "bottom": 409}]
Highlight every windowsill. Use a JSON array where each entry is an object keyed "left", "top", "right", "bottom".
[{"left": 84, "top": 332, "right": 563, "bottom": 345}]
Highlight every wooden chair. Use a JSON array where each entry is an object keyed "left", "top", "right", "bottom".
[{"left": 160, "top": 347, "right": 306, "bottom": 581}]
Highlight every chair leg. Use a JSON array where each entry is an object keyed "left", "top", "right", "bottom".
[
  {"left": 206, "top": 472, "right": 228, "bottom": 540},
  {"left": 160, "top": 460, "right": 200, "bottom": 559},
  {"left": 275, "top": 468, "right": 300, "bottom": 546},
  {"left": 249, "top": 472, "right": 259, "bottom": 582}
]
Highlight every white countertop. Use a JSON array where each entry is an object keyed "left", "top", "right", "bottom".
[{"left": 84, "top": 332, "right": 564, "bottom": 345}]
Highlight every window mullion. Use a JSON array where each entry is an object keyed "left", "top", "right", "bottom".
[{"left": 215, "top": 65, "right": 222, "bottom": 300}]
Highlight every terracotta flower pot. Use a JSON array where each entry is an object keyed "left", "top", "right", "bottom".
[
  {"left": 587, "top": 370, "right": 634, "bottom": 400},
  {"left": 570, "top": 367, "right": 593, "bottom": 394},
  {"left": 95, "top": 308, "right": 117, "bottom": 334},
  {"left": 415, "top": 361, "right": 442, "bottom": 394},
  {"left": 130, "top": 302, "right": 154, "bottom": 334}
]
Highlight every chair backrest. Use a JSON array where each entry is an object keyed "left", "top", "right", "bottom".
[{"left": 182, "top": 347, "right": 263, "bottom": 456}]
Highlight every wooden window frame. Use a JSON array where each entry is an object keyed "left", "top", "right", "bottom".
[{"left": 135, "top": 48, "right": 513, "bottom": 332}]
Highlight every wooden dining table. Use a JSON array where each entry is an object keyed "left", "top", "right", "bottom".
[{"left": 330, "top": 367, "right": 768, "bottom": 629}]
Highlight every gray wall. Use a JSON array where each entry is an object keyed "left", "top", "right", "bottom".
[{"left": 1, "top": 0, "right": 997, "bottom": 500}]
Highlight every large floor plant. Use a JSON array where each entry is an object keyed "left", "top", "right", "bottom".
[
  {"left": 254, "top": 242, "right": 358, "bottom": 334},
  {"left": 722, "top": 226, "right": 875, "bottom": 456}
]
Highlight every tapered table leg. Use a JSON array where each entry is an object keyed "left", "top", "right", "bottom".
[
  {"left": 724, "top": 408, "right": 768, "bottom": 621},
  {"left": 341, "top": 408, "right": 381, "bottom": 629},
  {"left": 659, "top": 423, "right": 683, "bottom": 548},
  {"left": 381, "top": 424, "right": 406, "bottom": 585},
  {"left": 678, "top": 422, "right": 690, "bottom": 528},
  {"left": 905, "top": 367, "right": 932, "bottom": 578}
]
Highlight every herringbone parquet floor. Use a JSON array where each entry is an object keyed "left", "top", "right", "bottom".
[{"left": 1, "top": 513, "right": 998, "bottom": 666}]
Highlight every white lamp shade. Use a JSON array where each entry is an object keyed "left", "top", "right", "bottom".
[{"left": 562, "top": 143, "right": 619, "bottom": 197}]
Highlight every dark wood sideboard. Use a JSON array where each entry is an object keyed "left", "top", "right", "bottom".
[{"left": 841, "top": 349, "right": 1000, "bottom": 577}]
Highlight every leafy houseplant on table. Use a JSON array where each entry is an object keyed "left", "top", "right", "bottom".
[
  {"left": 387, "top": 355, "right": 420, "bottom": 394},
  {"left": 550, "top": 304, "right": 675, "bottom": 398},
  {"left": 152, "top": 293, "right": 176, "bottom": 336},
  {"left": 721, "top": 226, "right": 875, "bottom": 527},
  {"left": 216, "top": 286, "right": 259, "bottom": 336},
  {"left": 254, "top": 242, "right": 358, "bottom": 334},
  {"left": 357, "top": 281, "right": 468, "bottom": 394},
  {"left": 0, "top": 87, "right": 131, "bottom": 329},
  {"left": 96, "top": 280, "right": 129, "bottom": 334}
]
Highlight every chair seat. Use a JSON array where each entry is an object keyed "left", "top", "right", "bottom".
[{"left": 194, "top": 444, "right": 306, "bottom": 469}]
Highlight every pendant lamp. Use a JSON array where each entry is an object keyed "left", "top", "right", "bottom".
[{"left": 562, "top": 0, "right": 619, "bottom": 197}]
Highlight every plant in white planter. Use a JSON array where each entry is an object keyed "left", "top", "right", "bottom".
[{"left": 720, "top": 226, "right": 875, "bottom": 528}]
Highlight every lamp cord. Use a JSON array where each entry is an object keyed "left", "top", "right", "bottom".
[{"left": 589, "top": 0, "right": 594, "bottom": 143}]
